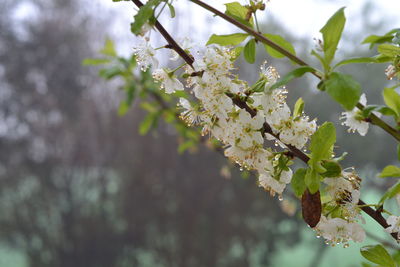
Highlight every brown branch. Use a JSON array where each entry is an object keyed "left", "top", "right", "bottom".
[{"left": 130, "top": 0, "right": 399, "bottom": 242}]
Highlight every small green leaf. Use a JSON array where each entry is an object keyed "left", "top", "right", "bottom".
[
  {"left": 139, "top": 112, "right": 160, "bottom": 135},
  {"left": 320, "top": 160, "right": 342, "bottom": 178},
  {"left": 292, "top": 168, "right": 307, "bottom": 197},
  {"left": 305, "top": 168, "right": 320, "bottom": 194},
  {"left": 293, "top": 98, "right": 304, "bottom": 118},
  {"left": 383, "top": 87, "right": 400, "bottom": 117},
  {"left": 378, "top": 44, "right": 400, "bottom": 57},
  {"left": 325, "top": 72, "right": 361, "bottom": 110},
  {"left": 379, "top": 165, "right": 400, "bottom": 178},
  {"left": 224, "top": 2, "right": 253, "bottom": 28},
  {"left": 82, "top": 58, "right": 111, "bottom": 66},
  {"left": 178, "top": 140, "right": 196, "bottom": 154},
  {"left": 334, "top": 56, "right": 387, "bottom": 69},
  {"left": 309, "top": 122, "right": 336, "bottom": 169},
  {"left": 167, "top": 3, "right": 175, "bottom": 18},
  {"left": 377, "top": 106, "right": 397, "bottom": 117},
  {"left": 320, "top": 7, "right": 346, "bottom": 67},
  {"left": 397, "top": 144, "right": 400, "bottom": 161},
  {"left": 263, "top": 33, "right": 296, "bottom": 59},
  {"left": 379, "top": 181, "right": 400, "bottom": 204},
  {"left": 118, "top": 101, "right": 130, "bottom": 116},
  {"left": 206, "top": 33, "right": 249, "bottom": 46},
  {"left": 99, "top": 66, "right": 122, "bottom": 80},
  {"left": 100, "top": 38, "right": 117, "bottom": 57},
  {"left": 361, "top": 105, "right": 379, "bottom": 118},
  {"left": 270, "top": 66, "right": 315, "bottom": 90},
  {"left": 362, "top": 28, "right": 400, "bottom": 48},
  {"left": 131, "top": 0, "right": 161, "bottom": 35},
  {"left": 360, "top": 245, "right": 396, "bottom": 267},
  {"left": 243, "top": 39, "right": 256, "bottom": 64}
]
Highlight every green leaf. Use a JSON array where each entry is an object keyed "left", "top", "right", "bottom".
[
  {"left": 118, "top": 101, "right": 130, "bottom": 116},
  {"left": 167, "top": 3, "right": 175, "bottom": 18},
  {"left": 397, "top": 144, "right": 400, "bottom": 161},
  {"left": 320, "top": 160, "right": 342, "bottom": 177},
  {"left": 270, "top": 66, "right": 315, "bottom": 90},
  {"left": 100, "top": 38, "right": 117, "bottom": 57},
  {"left": 334, "top": 56, "right": 387, "bottom": 69},
  {"left": 139, "top": 112, "right": 160, "bottom": 135},
  {"left": 324, "top": 72, "right": 361, "bottom": 110},
  {"left": 263, "top": 33, "right": 296, "bottom": 59},
  {"left": 131, "top": 0, "right": 161, "bottom": 35},
  {"left": 224, "top": 2, "right": 253, "bottom": 28},
  {"left": 206, "top": 33, "right": 249, "bottom": 46},
  {"left": 292, "top": 168, "right": 307, "bottom": 197},
  {"left": 178, "top": 140, "right": 196, "bottom": 154},
  {"left": 293, "top": 98, "right": 304, "bottom": 118},
  {"left": 362, "top": 28, "right": 400, "bottom": 48},
  {"left": 82, "top": 58, "right": 111, "bottom": 66},
  {"left": 379, "top": 165, "right": 400, "bottom": 178},
  {"left": 308, "top": 122, "right": 336, "bottom": 169},
  {"left": 360, "top": 245, "right": 396, "bottom": 267},
  {"left": 383, "top": 87, "right": 400, "bottom": 117},
  {"left": 377, "top": 106, "right": 397, "bottom": 117},
  {"left": 243, "top": 39, "right": 256, "bottom": 64},
  {"left": 305, "top": 168, "right": 320, "bottom": 194},
  {"left": 378, "top": 44, "right": 400, "bottom": 57},
  {"left": 379, "top": 181, "right": 400, "bottom": 204},
  {"left": 99, "top": 66, "right": 122, "bottom": 80},
  {"left": 320, "top": 7, "right": 346, "bottom": 67}
]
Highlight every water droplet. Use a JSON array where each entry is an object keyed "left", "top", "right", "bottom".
[
  {"left": 278, "top": 195, "right": 283, "bottom": 201},
  {"left": 239, "top": 167, "right": 243, "bottom": 171},
  {"left": 316, "top": 235, "right": 321, "bottom": 239},
  {"left": 343, "top": 243, "right": 349, "bottom": 248}
]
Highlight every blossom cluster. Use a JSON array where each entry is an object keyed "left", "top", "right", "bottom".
[
  {"left": 314, "top": 171, "right": 366, "bottom": 246},
  {"left": 132, "top": 33, "right": 368, "bottom": 245}
]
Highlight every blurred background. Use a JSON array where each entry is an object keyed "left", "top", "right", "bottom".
[{"left": 0, "top": 0, "right": 399, "bottom": 266}]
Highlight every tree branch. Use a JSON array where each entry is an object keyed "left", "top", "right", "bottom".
[{"left": 130, "top": 0, "right": 399, "bottom": 242}]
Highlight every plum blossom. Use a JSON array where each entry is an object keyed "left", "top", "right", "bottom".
[
  {"left": 315, "top": 216, "right": 366, "bottom": 245},
  {"left": 385, "top": 215, "right": 400, "bottom": 238},
  {"left": 152, "top": 68, "right": 184, "bottom": 94},
  {"left": 340, "top": 94, "right": 369, "bottom": 136},
  {"left": 133, "top": 40, "right": 159, "bottom": 70}
]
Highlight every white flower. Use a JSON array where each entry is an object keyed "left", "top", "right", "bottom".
[
  {"left": 178, "top": 98, "right": 200, "bottom": 126},
  {"left": 258, "top": 168, "right": 292, "bottom": 196},
  {"left": 152, "top": 68, "right": 184, "bottom": 94},
  {"left": 340, "top": 94, "right": 368, "bottom": 136},
  {"left": 224, "top": 146, "right": 273, "bottom": 172},
  {"left": 170, "top": 37, "right": 193, "bottom": 61},
  {"left": 315, "top": 216, "right": 365, "bottom": 244},
  {"left": 233, "top": 110, "right": 265, "bottom": 149},
  {"left": 385, "top": 64, "right": 397, "bottom": 80},
  {"left": 385, "top": 216, "right": 400, "bottom": 237},
  {"left": 133, "top": 40, "right": 159, "bottom": 70},
  {"left": 259, "top": 62, "right": 280, "bottom": 91}
]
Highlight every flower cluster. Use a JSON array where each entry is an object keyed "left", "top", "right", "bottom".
[
  {"left": 314, "top": 170, "right": 366, "bottom": 246},
  {"left": 132, "top": 31, "right": 369, "bottom": 246}
]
